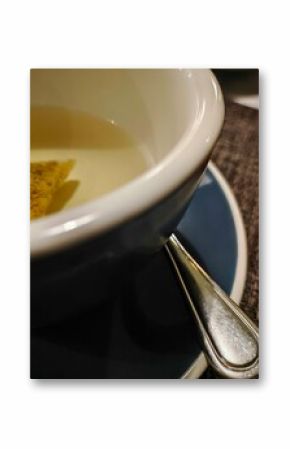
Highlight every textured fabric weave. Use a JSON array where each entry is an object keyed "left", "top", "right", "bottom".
[{"left": 202, "top": 101, "right": 259, "bottom": 378}]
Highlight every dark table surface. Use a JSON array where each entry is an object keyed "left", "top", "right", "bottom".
[{"left": 201, "top": 100, "right": 259, "bottom": 378}]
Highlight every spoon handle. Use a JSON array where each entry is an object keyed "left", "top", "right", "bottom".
[{"left": 166, "top": 234, "right": 259, "bottom": 379}]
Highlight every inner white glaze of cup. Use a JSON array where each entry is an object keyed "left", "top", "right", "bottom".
[{"left": 31, "top": 69, "right": 224, "bottom": 256}]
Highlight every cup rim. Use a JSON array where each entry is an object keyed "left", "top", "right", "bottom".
[{"left": 31, "top": 69, "right": 225, "bottom": 257}]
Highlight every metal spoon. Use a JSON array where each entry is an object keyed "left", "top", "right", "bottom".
[{"left": 165, "top": 234, "right": 259, "bottom": 379}]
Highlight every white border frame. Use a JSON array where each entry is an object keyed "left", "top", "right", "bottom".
[{"left": 182, "top": 161, "right": 248, "bottom": 378}]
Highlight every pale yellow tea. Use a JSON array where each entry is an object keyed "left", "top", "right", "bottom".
[{"left": 30, "top": 106, "right": 150, "bottom": 214}]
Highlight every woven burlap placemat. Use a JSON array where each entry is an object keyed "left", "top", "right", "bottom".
[{"left": 201, "top": 101, "right": 259, "bottom": 378}]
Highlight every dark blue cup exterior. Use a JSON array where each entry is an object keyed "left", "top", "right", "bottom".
[{"left": 31, "top": 160, "right": 207, "bottom": 327}]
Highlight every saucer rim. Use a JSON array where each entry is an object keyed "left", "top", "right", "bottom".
[{"left": 181, "top": 161, "right": 248, "bottom": 379}]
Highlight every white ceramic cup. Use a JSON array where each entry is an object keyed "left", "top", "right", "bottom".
[{"left": 31, "top": 69, "right": 224, "bottom": 258}]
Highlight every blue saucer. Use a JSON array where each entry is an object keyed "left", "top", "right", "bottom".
[{"left": 31, "top": 163, "right": 247, "bottom": 379}]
